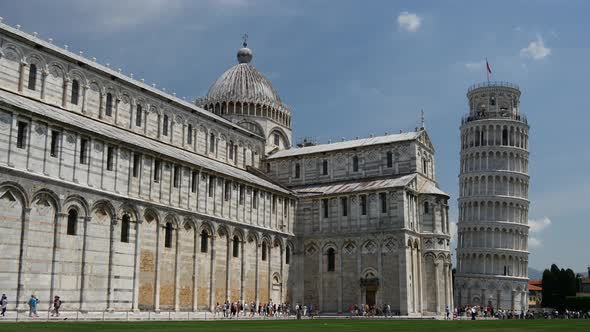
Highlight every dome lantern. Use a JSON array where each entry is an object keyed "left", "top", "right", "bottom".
[{"left": 237, "top": 34, "right": 252, "bottom": 64}]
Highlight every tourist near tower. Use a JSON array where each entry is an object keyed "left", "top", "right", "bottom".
[{"left": 454, "top": 77, "right": 531, "bottom": 313}]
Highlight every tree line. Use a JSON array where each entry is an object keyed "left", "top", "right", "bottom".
[{"left": 541, "top": 264, "right": 584, "bottom": 312}]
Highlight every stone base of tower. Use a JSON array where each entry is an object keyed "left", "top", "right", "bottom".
[{"left": 454, "top": 275, "right": 528, "bottom": 314}]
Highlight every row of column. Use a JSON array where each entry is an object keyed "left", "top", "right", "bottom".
[{"left": 458, "top": 227, "right": 528, "bottom": 250}]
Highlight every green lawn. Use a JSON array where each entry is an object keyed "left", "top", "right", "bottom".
[{"left": 0, "top": 319, "right": 589, "bottom": 332}]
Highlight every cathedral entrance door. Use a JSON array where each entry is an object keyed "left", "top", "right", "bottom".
[
  {"left": 360, "top": 273, "right": 379, "bottom": 309},
  {"left": 366, "top": 290, "right": 376, "bottom": 307}
]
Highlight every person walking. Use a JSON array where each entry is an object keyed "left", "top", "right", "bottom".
[
  {"left": 28, "top": 295, "right": 38, "bottom": 318},
  {"left": 1, "top": 294, "right": 7, "bottom": 318},
  {"left": 51, "top": 296, "right": 62, "bottom": 317}
]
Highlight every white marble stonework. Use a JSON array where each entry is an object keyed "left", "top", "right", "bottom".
[
  {"left": 0, "top": 21, "right": 452, "bottom": 315},
  {"left": 455, "top": 82, "right": 530, "bottom": 313}
]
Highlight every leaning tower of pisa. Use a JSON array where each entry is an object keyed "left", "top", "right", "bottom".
[{"left": 455, "top": 82, "right": 530, "bottom": 313}]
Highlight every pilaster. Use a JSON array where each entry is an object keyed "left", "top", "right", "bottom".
[{"left": 132, "top": 220, "right": 141, "bottom": 312}]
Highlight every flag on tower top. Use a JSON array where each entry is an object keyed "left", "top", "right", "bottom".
[{"left": 486, "top": 59, "right": 492, "bottom": 74}]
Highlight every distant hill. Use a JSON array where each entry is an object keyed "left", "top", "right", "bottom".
[{"left": 528, "top": 267, "right": 543, "bottom": 280}]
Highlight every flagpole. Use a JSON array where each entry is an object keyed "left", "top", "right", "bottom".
[{"left": 486, "top": 58, "right": 490, "bottom": 83}]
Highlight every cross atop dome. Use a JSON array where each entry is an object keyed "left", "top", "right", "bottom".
[{"left": 242, "top": 33, "right": 248, "bottom": 47}]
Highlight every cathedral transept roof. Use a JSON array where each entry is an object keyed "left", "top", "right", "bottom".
[{"left": 266, "top": 131, "right": 423, "bottom": 159}]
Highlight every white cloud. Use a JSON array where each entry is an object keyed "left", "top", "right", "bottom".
[
  {"left": 74, "top": 0, "right": 256, "bottom": 32},
  {"left": 527, "top": 217, "right": 551, "bottom": 248},
  {"left": 397, "top": 11, "right": 422, "bottom": 32},
  {"left": 72, "top": 0, "right": 185, "bottom": 32},
  {"left": 529, "top": 237, "right": 541, "bottom": 248},
  {"left": 464, "top": 61, "right": 484, "bottom": 70},
  {"left": 529, "top": 217, "right": 552, "bottom": 233},
  {"left": 520, "top": 35, "right": 552, "bottom": 60}
]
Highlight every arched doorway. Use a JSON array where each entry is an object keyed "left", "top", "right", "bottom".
[{"left": 360, "top": 270, "right": 379, "bottom": 307}]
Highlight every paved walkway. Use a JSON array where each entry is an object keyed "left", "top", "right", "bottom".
[{"left": 0, "top": 310, "right": 446, "bottom": 322}]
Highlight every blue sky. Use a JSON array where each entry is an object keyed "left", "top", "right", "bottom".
[{"left": 1, "top": 0, "right": 588, "bottom": 273}]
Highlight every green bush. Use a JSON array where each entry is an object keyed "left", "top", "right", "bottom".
[{"left": 565, "top": 296, "right": 590, "bottom": 311}]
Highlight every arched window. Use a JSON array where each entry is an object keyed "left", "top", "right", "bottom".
[
  {"left": 424, "top": 202, "right": 430, "bottom": 214},
  {"left": 273, "top": 133, "right": 280, "bottom": 146},
  {"left": 380, "top": 192, "right": 387, "bottom": 213},
  {"left": 71, "top": 79, "right": 80, "bottom": 105},
  {"left": 386, "top": 151, "right": 393, "bottom": 168},
  {"left": 502, "top": 128, "right": 508, "bottom": 145},
  {"left": 228, "top": 140, "right": 234, "bottom": 160},
  {"left": 352, "top": 156, "right": 359, "bottom": 172},
  {"left": 233, "top": 236, "right": 239, "bottom": 258},
  {"left": 67, "top": 209, "right": 77, "bottom": 236},
  {"left": 341, "top": 197, "right": 348, "bottom": 217},
  {"left": 208, "top": 176, "right": 215, "bottom": 197},
  {"left": 162, "top": 115, "right": 169, "bottom": 136},
  {"left": 27, "top": 64, "right": 37, "bottom": 90},
  {"left": 322, "top": 160, "right": 328, "bottom": 175},
  {"left": 187, "top": 124, "right": 193, "bottom": 144},
  {"left": 252, "top": 189, "right": 258, "bottom": 209},
  {"left": 286, "top": 246, "right": 291, "bottom": 265},
  {"left": 121, "top": 215, "right": 130, "bottom": 243},
  {"left": 327, "top": 248, "right": 335, "bottom": 272},
  {"left": 321, "top": 199, "right": 329, "bottom": 218},
  {"left": 135, "top": 104, "right": 142, "bottom": 127},
  {"left": 173, "top": 165, "right": 180, "bottom": 188},
  {"left": 224, "top": 180, "right": 231, "bottom": 201},
  {"left": 164, "top": 222, "right": 173, "bottom": 248},
  {"left": 200, "top": 230, "right": 208, "bottom": 253},
  {"left": 294, "top": 163, "right": 300, "bottom": 179},
  {"left": 262, "top": 242, "right": 267, "bottom": 261},
  {"left": 105, "top": 92, "right": 113, "bottom": 116},
  {"left": 209, "top": 133, "right": 216, "bottom": 152},
  {"left": 360, "top": 195, "right": 367, "bottom": 216}
]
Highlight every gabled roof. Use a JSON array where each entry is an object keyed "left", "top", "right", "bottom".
[
  {"left": 418, "top": 180, "right": 449, "bottom": 197},
  {"left": 418, "top": 129, "right": 435, "bottom": 151},
  {"left": 0, "top": 89, "right": 292, "bottom": 195},
  {"left": 292, "top": 174, "right": 416, "bottom": 197},
  {"left": 267, "top": 132, "right": 422, "bottom": 159}
]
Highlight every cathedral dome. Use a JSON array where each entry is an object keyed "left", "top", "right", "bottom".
[
  {"left": 205, "top": 58, "right": 282, "bottom": 104},
  {"left": 196, "top": 40, "right": 291, "bottom": 125}
]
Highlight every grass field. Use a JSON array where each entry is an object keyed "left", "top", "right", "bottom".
[{"left": 0, "top": 319, "right": 589, "bottom": 332}]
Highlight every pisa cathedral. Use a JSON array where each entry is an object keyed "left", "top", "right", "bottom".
[{"left": 0, "top": 20, "right": 453, "bottom": 315}]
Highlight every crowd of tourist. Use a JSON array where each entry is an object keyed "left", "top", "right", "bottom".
[
  {"left": 346, "top": 303, "right": 398, "bottom": 317},
  {"left": 456, "top": 305, "right": 590, "bottom": 320},
  {"left": 214, "top": 300, "right": 291, "bottom": 318},
  {"left": 2, "top": 292, "right": 588, "bottom": 321}
]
